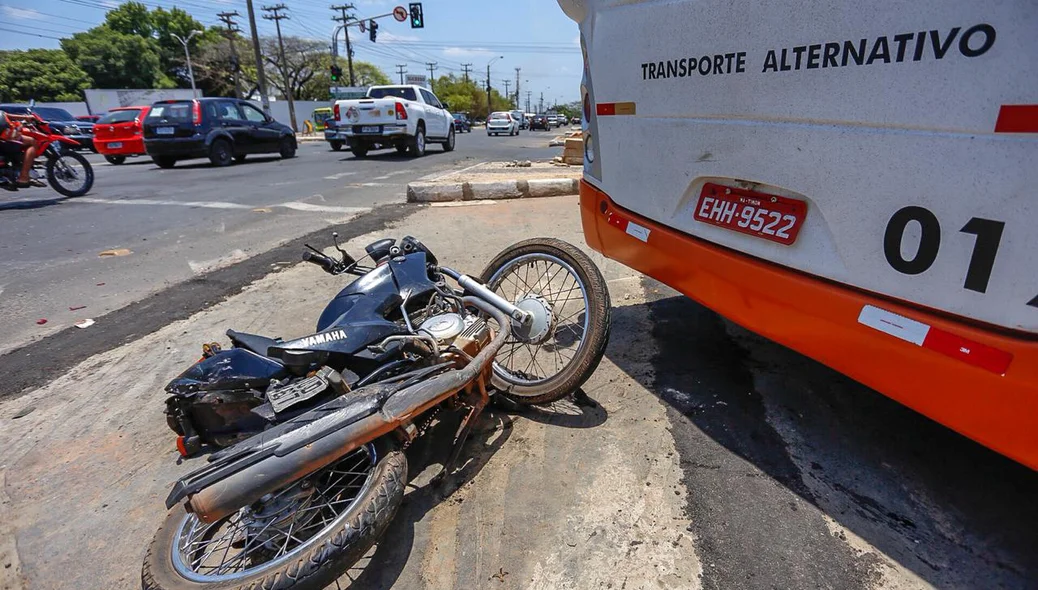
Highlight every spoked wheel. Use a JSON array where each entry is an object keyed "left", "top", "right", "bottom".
[
  {"left": 479, "top": 238, "right": 611, "bottom": 404},
  {"left": 46, "top": 150, "right": 94, "bottom": 197},
  {"left": 143, "top": 440, "right": 407, "bottom": 590}
]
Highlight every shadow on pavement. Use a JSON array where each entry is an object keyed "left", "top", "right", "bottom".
[
  {"left": 165, "top": 156, "right": 285, "bottom": 171},
  {"left": 0, "top": 193, "right": 76, "bottom": 211},
  {"left": 606, "top": 285, "right": 1038, "bottom": 589}
]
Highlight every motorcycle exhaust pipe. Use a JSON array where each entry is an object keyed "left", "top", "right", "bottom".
[{"left": 185, "top": 298, "right": 510, "bottom": 523}]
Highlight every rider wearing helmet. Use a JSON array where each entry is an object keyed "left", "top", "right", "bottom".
[{"left": 0, "top": 110, "right": 42, "bottom": 188}]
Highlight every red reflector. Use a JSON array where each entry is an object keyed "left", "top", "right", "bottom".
[
  {"left": 922, "top": 328, "right": 1014, "bottom": 375},
  {"left": 994, "top": 105, "right": 1038, "bottom": 133},
  {"left": 596, "top": 103, "right": 615, "bottom": 116},
  {"left": 176, "top": 436, "right": 189, "bottom": 457}
]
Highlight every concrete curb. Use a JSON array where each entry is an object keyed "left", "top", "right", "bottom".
[{"left": 407, "top": 178, "right": 578, "bottom": 203}]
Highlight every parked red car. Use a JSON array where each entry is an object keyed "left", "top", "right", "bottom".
[{"left": 94, "top": 106, "right": 151, "bottom": 165}]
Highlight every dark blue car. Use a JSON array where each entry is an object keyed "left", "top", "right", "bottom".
[{"left": 452, "top": 113, "right": 471, "bottom": 133}]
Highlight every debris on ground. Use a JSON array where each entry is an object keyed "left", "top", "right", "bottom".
[
  {"left": 69, "top": 305, "right": 86, "bottom": 311},
  {"left": 35, "top": 319, "right": 47, "bottom": 325},
  {"left": 75, "top": 319, "right": 95, "bottom": 329},
  {"left": 12, "top": 406, "right": 36, "bottom": 419},
  {"left": 98, "top": 248, "right": 132, "bottom": 258},
  {"left": 505, "top": 160, "right": 532, "bottom": 168},
  {"left": 490, "top": 567, "right": 509, "bottom": 582}
]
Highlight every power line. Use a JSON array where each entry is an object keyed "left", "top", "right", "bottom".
[
  {"left": 460, "top": 63, "right": 472, "bottom": 83},
  {"left": 395, "top": 64, "right": 407, "bottom": 84}
]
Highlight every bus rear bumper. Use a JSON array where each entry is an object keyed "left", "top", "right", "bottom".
[{"left": 580, "top": 180, "right": 1038, "bottom": 471}]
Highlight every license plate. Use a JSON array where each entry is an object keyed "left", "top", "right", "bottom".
[
  {"left": 694, "top": 183, "right": 807, "bottom": 245},
  {"left": 107, "top": 142, "right": 122, "bottom": 149},
  {"left": 156, "top": 127, "right": 175, "bottom": 136},
  {"left": 360, "top": 126, "right": 380, "bottom": 134},
  {"left": 267, "top": 374, "right": 328, "bottom": 413}
]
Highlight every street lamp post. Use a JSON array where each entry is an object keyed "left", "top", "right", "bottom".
[
  {"left": 172, "top": 30, "right": 204, "bottom": 98},
  {"left": 486, "top": 55, "right": 503, "bottom": 120}
]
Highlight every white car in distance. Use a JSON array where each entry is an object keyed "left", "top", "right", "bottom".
[{"left": 487, "top": 112, "right": 520, "bottom": 136}]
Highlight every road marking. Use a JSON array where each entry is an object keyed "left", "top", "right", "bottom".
[
  {"left": 78, "top": 197, "right": 251, "bottom": 209},
  {"left": 421, "top": 161, "right": 486, "bottom": 182},
  {"left": 280, "top": 202, "right": 369, "bottom": 214},
  {"left": 372, "top": 170, "right": 413, "bottom": 180},
  {"left": 323, "top": 172, "right": 357, "bottom": 180},
  {"left": 76, "top": 197, "right": 368, "bottom": 215}
]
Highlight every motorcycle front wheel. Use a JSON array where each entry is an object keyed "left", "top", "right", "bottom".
[
  {"left": 46, "top": 150, "right": 94, "bottom": 197},
  {"left": 142, "top": 439, "right": 406, "bottom": 590},
  {"left": 479, "top": 238, "right": 612, "bottom": 405}
]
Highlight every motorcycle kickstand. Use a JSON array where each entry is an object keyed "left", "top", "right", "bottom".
[{"left": 433, "top": 379, "right": 490, "bottom": 486}]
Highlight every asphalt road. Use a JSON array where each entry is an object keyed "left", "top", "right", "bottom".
[{"left": 0, "top": 129, "right": 562, "bottom": 356}]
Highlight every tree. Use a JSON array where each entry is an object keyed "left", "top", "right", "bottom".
[
  {"left": 431, "top": 74, "right": 512, "bottom": 119},
  {"left": 62, "top": 26, "right": 173, "bottom": 89},
  {"left": 0, "top": 50, "right": 93, "bottom": 102},
  {"left": 261, "top": 36, "right": 329, "bottom": 102}
]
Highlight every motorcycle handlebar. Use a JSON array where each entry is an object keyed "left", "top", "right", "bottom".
[{"left": 301, "top": 250, "right": 337, "bottom": 274}]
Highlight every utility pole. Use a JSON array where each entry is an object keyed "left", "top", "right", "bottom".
[
  {"left": 262, "top": 4, "right": 297, "bottom": 132},
  {"left": 425, "top": 62, "right": 437, "bottom": 91},
  {"left": 217, "top": 11, "right": 242, "bottom": 99},
  {"left": 395, "top": 64, "right": 407, "bottom": 84},
  {"left": 486, "top": 56, "right": 502, "bottom": 119},
  {"left": 514, "top": 67, "right": 521, "bottom": 110},
  {"left": 245, "top": 0, "right": 270, "bottom": 114},
  {"left": 460, "top": 63, "right": 472, "bottom": 83},
  {"left": 331, "top": 4, "right": 356, "bottom": 86},
  {"left": 539, "top": 92, "right": 544, "bottom": 113},
  {"left": 525, "top": 90, "right": 532, "bottom": 113},
  {"left": 503, "top": 80, "right": 511, "bottom": 107}
]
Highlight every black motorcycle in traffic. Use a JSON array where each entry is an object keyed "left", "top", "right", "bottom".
[{"left": 142, "top": 234, "right": 611, "bottom": 590}]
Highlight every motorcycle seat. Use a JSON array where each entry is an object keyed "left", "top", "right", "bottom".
[{"left": 226, "top": 329, "right": 281, "bottom": 357}]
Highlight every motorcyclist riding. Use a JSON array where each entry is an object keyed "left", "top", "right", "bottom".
[{"left": 0, "top": 110, "right": 44, "bottom": 189}]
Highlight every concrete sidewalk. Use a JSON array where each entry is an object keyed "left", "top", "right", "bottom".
[
  {"left": 408, "top": 161, "right": 581, "bottom": 203},
  {"left": 0, "top": 197, "right": 700, "bottom": 590}
]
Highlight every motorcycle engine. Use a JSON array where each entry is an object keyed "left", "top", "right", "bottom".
[{"left": 419, "top": 312, "right": 492, "bottom": 357}]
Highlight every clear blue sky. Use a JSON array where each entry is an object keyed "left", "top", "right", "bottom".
[{"left": 0, "top": 0, "right": 582, "bottom": 108}]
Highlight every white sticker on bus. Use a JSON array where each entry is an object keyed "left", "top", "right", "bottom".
[
  {"left": 626, "top": 221, "right": 651, "bottom": 242},
  {"left": 857, "top": 305, "right": 930, "bottom": 346}
]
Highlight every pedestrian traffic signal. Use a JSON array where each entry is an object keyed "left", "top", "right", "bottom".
[
  {"left": 369, "top": 19, "right": 378, "bottom": 42},
  {"left": 330, "top": 65, "right": 342, "bottom": 82},
  {"left": 409, "top": 3, "right": 424, "bottom": 28}
]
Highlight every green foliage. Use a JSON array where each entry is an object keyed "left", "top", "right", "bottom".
[
  {"left": 430, "top": 74, "right": 512, "bottom": 119},
  {"left": 61, "top": 27, "right": 173, "bottom": 89},
  {"left": 0, "top": 49, "right": 92, "bottom": 102}
]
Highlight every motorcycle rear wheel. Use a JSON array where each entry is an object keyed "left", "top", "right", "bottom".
[
  {"left": 142, "top": 439, "right": 406, "bottom": 590},
  {"left": 479, "top": 238, "right": 611, "bottom": 405},
  {"left": 46, "top": 150, "right": 93, "bottom": 197}
]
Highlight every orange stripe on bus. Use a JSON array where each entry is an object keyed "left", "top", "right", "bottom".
[{"left": 994, "top": 105, "right": 1038, "bottom": 133}]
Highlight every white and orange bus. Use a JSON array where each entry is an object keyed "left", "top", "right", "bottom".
[{"left": 560, "top": 0, "right": 1038, "bottom": 469}]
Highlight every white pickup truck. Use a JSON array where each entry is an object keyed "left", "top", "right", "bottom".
[{"left": 327, "top": 85, "right": 455, "bottom": 158}]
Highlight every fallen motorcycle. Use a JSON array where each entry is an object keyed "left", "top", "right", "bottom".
[
  {"left": 0, "top": 113, "right": 94, "bottom": 197},
  {"left": 143, "top": 235, "right": 610, "bottom": 590}
]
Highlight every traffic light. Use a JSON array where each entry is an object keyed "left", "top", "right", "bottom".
[
  {"left": 409, "top": 2, "right": 424, "bottom": 28},
  {"left": 330, "top": 65, "right": 342, "bottom": 82},
  {"left": 369, "top": 19, "right": 378, "bottom": 42}
]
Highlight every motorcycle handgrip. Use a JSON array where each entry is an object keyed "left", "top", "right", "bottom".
[{"left": 301, "top": 250, "right": 336, "bottom": 273}]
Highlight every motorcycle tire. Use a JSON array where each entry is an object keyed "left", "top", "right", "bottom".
[
  {"left": 479, "top": 238, "right": 611, "bottom": 405},
  {"left": 142, "top": 438, "right": 407, "bottom": 590},
  {"left": 46, "top": 150, "right": 94, "bottom": 198}
]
